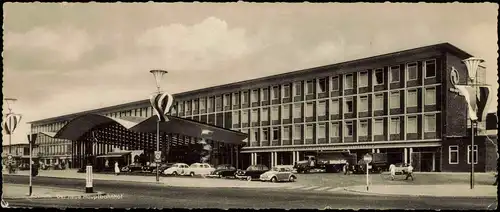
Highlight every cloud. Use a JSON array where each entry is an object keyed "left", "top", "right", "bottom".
[
  {"left": 5, "top": 26, "right": 95, "bottom": 64},
  {"left": 134, "top": 17, "right": 253, "bottom": 71}
]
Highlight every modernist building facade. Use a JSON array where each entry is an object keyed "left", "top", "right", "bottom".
[{"left": 28, "top": 43, "right": 497, "bottom": 172}]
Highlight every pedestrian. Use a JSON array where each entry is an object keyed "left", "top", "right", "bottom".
[
  {"left": 405, "top": 163, "right": 414, "bottom": 181},
  {"left": 343, "top": 162, "right": 350, "bottom": 175},
  {"left": 114, "top": 161, "right": 120, "bottom": 176},
  {"left": 389, "top": 164, "right": 396, "bottom": 180}
]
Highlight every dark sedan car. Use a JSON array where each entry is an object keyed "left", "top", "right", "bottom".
[
  {"left": 209, "top": 164, "right": 237, "bottom": 178},
  {"left": 235, "top": 164, "right": 270, "bottom": 181},
  {"left": 153, "top": 163, "right": 175, "bottom": 174}
]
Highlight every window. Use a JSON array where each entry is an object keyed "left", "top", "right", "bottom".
[
  {"left": 283, "top": 85, "right": 291, "bottom": 98},
  {"left": 374, "top": 94, "right": 384, "bottom": 111},
  {"left": 330, "top": 99, "right": 339, "bottom": 114},
  {"left": 407, "top": 116, "right": 417, "bottom": 134},
  {"left": 251, "top": 90, "right": 259, "bottom": 102},
  {"left": 359, "top": 96, "right": 368, "bottom": 112},
  {"left": 318, "top": 123, "right": 326, "bottom": 139},
  {"left": 193, "top": 99, "right": 199, "bottom": 111},
  {"left": 425, "top": 87, "right": 436, "bottom": 105},
  {"left": 271, "top": 86, "right": 279, "bottom": 100},
  {"left": 306, "top": 124, "right": 314, "bottom": 139},
  {"left": 223, "top": 94, "right": 230, "bottom": 106},
  {"left": 359, "top": 120, "right": 368, "bottom": 136},
  {"left": 293, "top": 103, "right": 302, "bottom": 118},
  {"left": 262, "top": 88, "right": 269, "bottom": 101},
  {"left": 261, "top": 108, "right": 269, "bottom": 121},
  {"left": 374, "top": 69, "right": 384, "bottom": 85},
  {"left": 294, "top": 82, "right": 302, "bottom": 96},
  {"left": 262, "top": 128, "right": 269, "bottom": 141},
  {"left": 250, "top": 129, "right": 257, "bottom": 142},
  {"left": 345, "top": 97, "right": 353, "bottom": 113},
  {"left": 293, "top": 125, "right": 302, "bottom": 139},
  {"left": 178, "top": 103, "right": 184, "bottom": 113},
  {"left": 283, "top": 126, "right": 291, "bottom": 140},
  {"left": 331, "top": 123, "right": 339, "bottom": 137},
  {"left": 216, "top": 96, "right": 222, "bottom": 108},
  {"left": 424, "top": 114, "right": 436, "bottom": 132},
  {"left": 283, "top": 105, "right": 291, "bottom": 119},
  {"left": 390, "top": 66, "right": 400, "bottom": 83},
  {"left": 232, "top": 93, "right": 239, "bottom": 105},
  {"left": 232, "top": 112, "right": 240, "bottom": 124},
  {"left": 467, "top": 145, "right": 478, "bottom": 164},
  {"left": 331, "top": 76, "right": 339, "bottom": 91},
  {"left": 306, "top": 80, "right": 314, "bottom": 94},
  {"left": 390, "top": 91, "right": 400, "bottom": 109},
  {"left": 345, "top": 74, "right": 353, "bottom": 89},
  {"left": 272, "top": 127, "right": 279, "bottom": 140},
  {"left": 345, "top": 122, "right": 353, "bottom": 137},
  {"left": 306, "top": 102, "right": 314, "bottom": 117},
  {"left": 390, "top": 117, "right": 400, "bottom": 134},
  {"left": 242, "top": 92, "right": 249, "bottom": 104},
  {"left": 425, "top": 60, "right": 436, "bottom": 78},
  {"left": 358, "top": 71, "right": 368, "bottom": 87},
  {"left": 186, "top": 102, "right": 192, "bottom": 113},
  {"left": 242, "top": 110, "right": 249, "bottom": 123},
  {"left": 407, "top": 63, "right": 418, "bottom": 80},
  {"left": 374, "top": 119, "right": 384, "bottom": 135},
  {"left": 449, "top": 145, "right": 459, "bottom": 164},
  {"left": 208, "top": 97, "right": 214, "bottom": 110},
  {"left": 407, "top": 89, "right": 418, "bottom": 107},
  {"left": 318, "top": 101, "right": 326, "bottom": 116},
  {"left": 251, "top": 109, "right": 259, "bottom": 122},
  {"left": 318, "top": 78, "right": 327, "bottom": 93},
  {"left": 271, "top": 106, "right": 279, "bottom": 121}
]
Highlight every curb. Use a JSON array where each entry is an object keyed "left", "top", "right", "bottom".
[
  {"left": 3, "top": 191, "right": 107, "bottom": 200},
  {"left": 5, "top": 174, "right": 289, "bottom": 189},
  {"left": 342, "top": 187, "right": 497, "bottom": 198}
]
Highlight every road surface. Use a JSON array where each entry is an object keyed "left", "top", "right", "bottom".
[{"left": 3, "top": 175, "right": 496, "bottom": 209}]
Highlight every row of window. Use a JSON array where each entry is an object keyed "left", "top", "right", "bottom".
[
  {"left": 240, "top": 114, "right": 437, "bottom": 142},
  {"left": 178, "top": 87, "right": 436, "bottom": 118},
  {"left": 38, "top": 144, "right": 71, "bottom": 155},
  {"left": 448, "top": 145, "right": 478, "bottom": 165}
]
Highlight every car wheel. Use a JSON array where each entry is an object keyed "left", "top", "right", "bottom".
[
  {"left": 173, "top": 171, "right": 178, "bottom": 176},
  {"left": 246, "top": 176, "right": 252, "bottom": 181},
  {"left": 289, "top": 176, "right": 296, "bottom": 182},
  {"left": 190, "top": 172, "right": 195, "bottom": 177},
  {"left": 271, "top": 177, "right": 278, "bottom": 183},
  {"left": 218, "top": 174, "right": 222, "bottom": 178}
]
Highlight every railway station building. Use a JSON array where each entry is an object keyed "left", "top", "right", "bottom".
[{"left": 28, "top": 43, "right": 498, "bottom": 172}]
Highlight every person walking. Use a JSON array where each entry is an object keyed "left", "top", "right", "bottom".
[
  {"left": 405, "top": 163, "right": 414, "bottom": 181},
  {"left": 114, "top": 161, "right": 120, "bottom": 176},
  {"left": 389, "top": 164, "right": 396, "bottom": 180}
]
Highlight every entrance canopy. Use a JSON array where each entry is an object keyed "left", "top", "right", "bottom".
[{"left": 40, "top": 114, "right": 247, "bottom": 145}]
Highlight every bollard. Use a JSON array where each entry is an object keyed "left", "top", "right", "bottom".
[{"left": 86, "top": 166, "right": 93, "bottom": 193}]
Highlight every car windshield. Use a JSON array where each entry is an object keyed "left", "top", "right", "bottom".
[
  {"left": 247, "top": 165, "right": 268, "bottom": 171},
  {"left": 271, "top": 167, "right": 279, "bottom": 171}
]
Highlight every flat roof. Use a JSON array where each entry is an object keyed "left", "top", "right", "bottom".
[{"left": 28, "top": 42, "right": 473, "bottom": 125}]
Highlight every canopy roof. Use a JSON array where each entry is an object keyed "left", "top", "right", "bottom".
[
  {"left": 96, "top": 151, "right": 132, "bottom": 158},
  {"left": 37, "top": 114, "right": 247, "bottom": 145}
]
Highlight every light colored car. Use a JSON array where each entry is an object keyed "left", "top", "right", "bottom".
[
  {"left": 260, "top": 165, "right": 297, "bottom": 183},
  {"left": 163, "top": 163, "right": 189, "bottom": 176},
  {"left": 185, "top": 163, "right": 215, "bottom": 177},
  {"left": 393, "top": 163, "right": 409, "bottom": 175}
]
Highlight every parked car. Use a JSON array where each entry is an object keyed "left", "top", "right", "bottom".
[
  {"left": 163, "top": 163, "right": 189, "bottom": 176},
  {"left": 208, "top": 164, "right": 237, "bottom": 178},
  {"left": 121, "top": 163, "right": 143, "bottom": 172},
  {"left": 393, "top": 163, "right": 409, "bottom": 175},
  {"left": 18, "top": 163, "right": 30, "bottom": 171},
  {"left": 153, "top": 163, "right": 175, "bottom": 174},
  {"left": 185, "top": 163, "right": 215, "bottom": 177},
  {"left": 235, "top": 164, "right": 270, "bottom": 181},
  {"left": 260, "top": 165, "right": 297, "bottom": 183}
]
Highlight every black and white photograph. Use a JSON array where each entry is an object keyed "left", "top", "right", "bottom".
[{"left": 1, "top": 2, "right": 498, "bottom": 210}]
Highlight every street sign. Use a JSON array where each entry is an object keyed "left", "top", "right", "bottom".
[
  {"left": 7, "top": 155, "right": 12, "bottom": 160},
  {"left": 363, "top": 154, "right": 373, "bottom": 163},
  {"left": 368, "top": 165, "right": 372, "bottom": 169},
  {"left": 154, "top": 151, "right": 161, "bottom": 162}
]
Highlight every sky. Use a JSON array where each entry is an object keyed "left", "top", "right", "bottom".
[{"left": 2, "top": 3, "right": 498, "bottom": 145}]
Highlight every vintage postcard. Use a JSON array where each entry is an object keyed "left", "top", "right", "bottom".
[{"left": 2, "top": 2, "right": 498, "bottom": 210}]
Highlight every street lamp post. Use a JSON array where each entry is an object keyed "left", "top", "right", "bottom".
[
  {"left": 149, "top": 70, "right": 169, "bottom": 183},
  {"left": 462, "top": 57, "right": 485, "bottom": 190}
]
